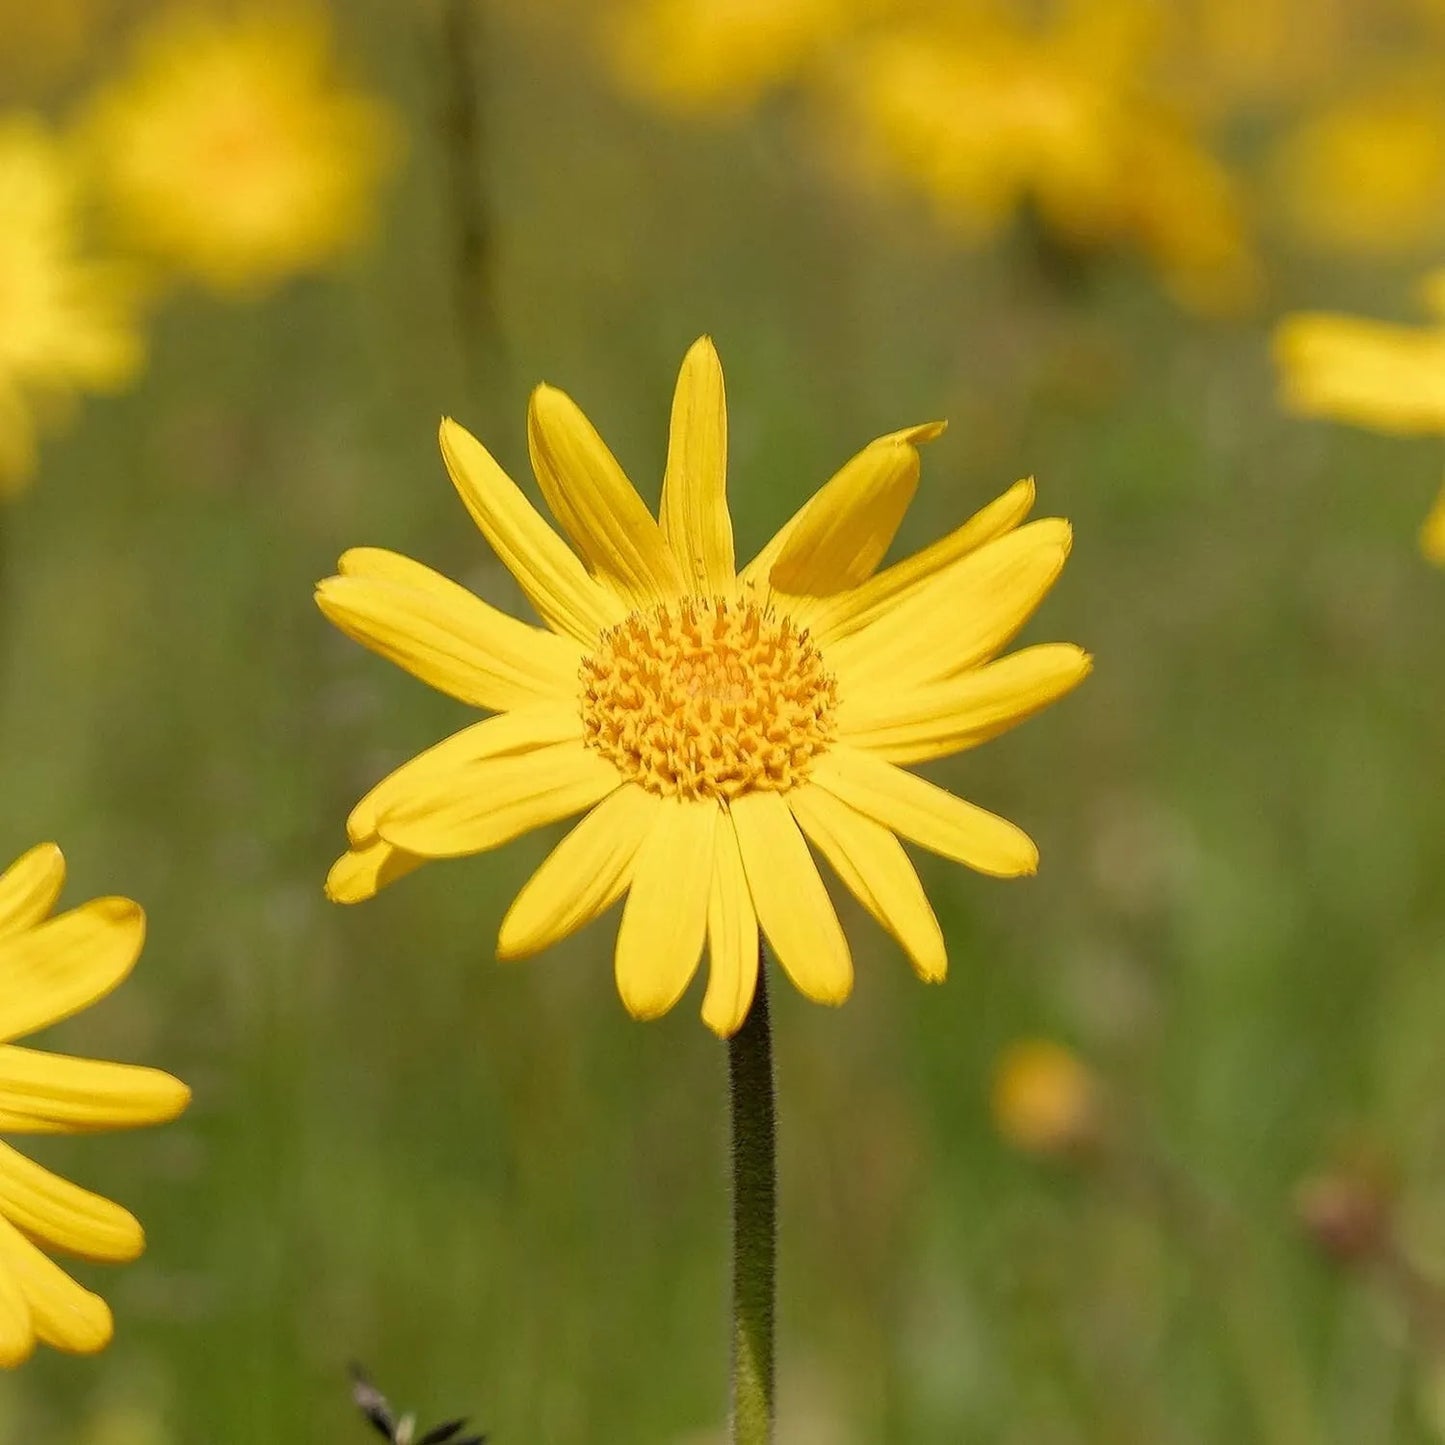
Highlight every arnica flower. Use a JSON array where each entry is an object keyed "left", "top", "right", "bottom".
[
  {"left": 991, "top": 1038, "right": 1099, "bottom": 1157},
  {"left": 0, "top": 117, "right": 143, "bottom": 493},
  {"left": 319, "top": 339, "right": 1088, "bottom": 1036},
  {"left": 0, "top": 842, "right": 189, "bottom": 1365},
  {"left": 1274, "top": 271, "right": 1445, "bottom": 563},
  {"left": 79, "top": 6, "right": 399, "bottom": 295},
  {"left": 603, "top": 0, "right": 852, "bottom": 116},
  {"left": 832, "top": 11, "right": 1259, "bottom": 316},
  {"left": 1271, "top": 65, "right": 1445, "bottom": 258}
]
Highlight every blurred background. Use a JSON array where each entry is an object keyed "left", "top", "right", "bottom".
[{"left": 2, "top": 0, "right": 1445, "bottom": 1439}]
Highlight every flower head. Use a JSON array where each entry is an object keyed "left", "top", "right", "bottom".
[
  {"left": 319, "top": 338, "right": 1088, "bottom": 1035},
  {"left": 1274, "top": 272, "right": 1445, "bottom": 562},
  {"left": 1271, "top": 65, "right": 1445, "bottom": 258},
  {"left": 80, "top": 6, "right": 399, "bottom": 294},
  {"left": 604, "top": 0, "right": 852, "bottom": 115},
  {"left": 0, "top": 117, "right": 143, "bottom": 493},
  {"left": 831, "top": 10, "right": 1258, "bottom": 314},
  {"left": 0, "top": 842, "right": 189, "bottom": 1365}
]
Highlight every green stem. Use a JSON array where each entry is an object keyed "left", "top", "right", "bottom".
[{"left": 728, "top": 950, "right": 776, "bottom": 1444}]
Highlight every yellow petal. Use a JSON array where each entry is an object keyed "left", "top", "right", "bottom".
[
  {"left": 763, "top": 422, "right": 943, "bottom": 599},
  {"left": 827, "top": 519, "right": 1072, "bottom": 693},
  {"left": 613, "top": 799, "right": 716, "bottom": 1021},
  {"left": 315, "top": 573, "right": 581, "bottom": 712},
  {"left": 438, "top": 417, "right": 624, "bottom": 645},
  {"left": 661, "top": 336, "right": 734, "bottom": 593},
  {"left": 0, "top": 1216, "right": 111, "bottom": 1355},
  {"left": 789, "top": 785, "right": 946, "bottom": 982},
  {"left": 839, "top": 644, "right": 1093, "bottom": 763},
  {"left": 0, "top": 1142, "right": 142, "bottom": 1263},
  {"left": 337, "top": 546, "right": 474, "bottom": 590},
  {"left": 325, "top": 840, "right": 426, "bottom": 904},
  {"left": 0, "top": 1046, "right": 189, "bottom": 1134},
  {"left": 0, "top": 845, "right": 65, "bottom": 941},
  {"left": 377, "top": 743, "right": 622, "bottom": 859},
  {"left": 527, "top": 384, "right": 685, "bottom": 606},
  {"left": 1274, "top": 313, "right": 1445, "bottom": 434},
  {"left": 0, "top": 1245, "right": 32, "bottom": 1366},
  {"left": 1420, "top": 479, "right": 1445, "bottom": 565},
  {"left": 729, "top": 791, "right": 852, "bottom": 1006},
  {"left": 0, "top": 900, "right": 144, "bottom": 1045},
  {"left": 801, "top": 477, "right": 1036, "bottom": 641},
  {"left": 701, "top": 810, "right": 759, "bottom": 1037},
  {"left": 812, "top": 747, "right": 1038, "bottom": 878},
  {"left": 345, "top": 705, "right": 584, "bottom": 846},
  {"left": 498, "top": 784, "right": 659, "bottom": 959}
]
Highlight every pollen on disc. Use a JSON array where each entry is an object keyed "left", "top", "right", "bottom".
[{"left": 579, "top": 597, "right": 838, "bottom": 801}]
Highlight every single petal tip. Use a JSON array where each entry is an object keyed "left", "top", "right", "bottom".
[{"left": 93, "top": 896, "right": 144, "bottom": 933}]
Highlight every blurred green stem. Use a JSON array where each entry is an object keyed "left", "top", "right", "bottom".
[
  {"left": 438, "top": 0, "right": 503, "bottom": 407},
  {"left": 729, "top": 953, "right": 776, "bottom": 1444}
]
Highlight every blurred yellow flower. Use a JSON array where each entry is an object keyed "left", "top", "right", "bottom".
[
  {"left": 0, "top": 117, "right": 143, "bottom": 494},
  {"left": 1166, "top": 0, "right": 1352, "bottom": 115},
  {"left": 0, "top": 842, "right": 189, "bottom": 1366},
  {"left": 80, "top": 6, "right": 399, "bottom": 294},
  {"left": 991, "top": 1038, "right": 1099, "bottom": 1156},
  {"left": 1272, "top": 66, "right": 1445, "bottom": 256},
  {"left": 833, "top": 7, "right": 1259, "bottom": 314},
  {"left": 319, "top": 338, "right": 1088, "bottom": 1035},
  {"left": 1275, "top": 273, "right": 1445, "bottom": 562},
  {"left": 604, "top": 0, "right": 854, "bottom": 114}
]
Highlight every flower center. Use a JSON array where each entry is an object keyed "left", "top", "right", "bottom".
[{"left": 580, "top": 598, "right": 837, "bottom": 802}]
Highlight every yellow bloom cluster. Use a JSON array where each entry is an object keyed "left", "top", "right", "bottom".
[
  {"left": 319, "top": 339, "right": 1089, "bottom": 1035},
  {"left": 597, "top": 0, "right": 1263, "bottom": 314},
  {"left": 0, "top": 4, "right": 399, "bottom": 487},
  {"left": 597, "top": 0, "right": 1445, "bottom": 301}
]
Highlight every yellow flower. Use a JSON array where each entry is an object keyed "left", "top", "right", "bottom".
[
  {"left": 0, "top": 117, "right": 143, "bottom": 494},
  {"left": 603, "top": 0, "right": 854, "bottom": 115},
  {"left": 991, "top": 1038, "right": 1098, "bottom": 1156},
  {"left": 0, "top": 842, "right": 189, "bottom": 1365},
  {"left": 79, "top": 6, "right": 399, "bottom": 294},
  {"left": 832, "top": 8, "right": 1257, "bottom": 314},
  {"left": 1271, "top": 65, "right": 1445, "bottom": 257},
  {"left": 1274, "top": 273, "right": 1445, "bottom": 563},
  {"left": 319, "top": 339, "right": 1088, "bottom": 1035}
]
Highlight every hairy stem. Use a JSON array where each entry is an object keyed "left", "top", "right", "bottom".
[{"left": 728, "top": 953, "right": 776, "bottom": 1444}]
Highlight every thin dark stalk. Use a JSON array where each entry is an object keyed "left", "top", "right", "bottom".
[{"left": 438, "top": 0, "right": 503, "bottom": 402}]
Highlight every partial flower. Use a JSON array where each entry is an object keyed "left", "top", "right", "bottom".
[
  {"left": 1271, "top": 63, "right": 1445, "bottom": 258},
  {"left": 79, "top": 5, "right": 400, "bottom": 295},
  {"left": 0, "top": 116, "right": 143, "bottom": 494},
  {"left": 1274, "top": 271, "right": 1445, "bottom": 562},
  {"left": 602, "top": 0, "right": 854, "bottom": 116},
  {"left": 319, "top": 338, "right": 1088, "bottom": 1035},
  {"left": 0, "top": 842, "right": 190, "bottom": 1366}
]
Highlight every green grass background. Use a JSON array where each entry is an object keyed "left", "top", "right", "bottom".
[{"left": 3, "top": 4, "right": 1445, "bottom": 1440}]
